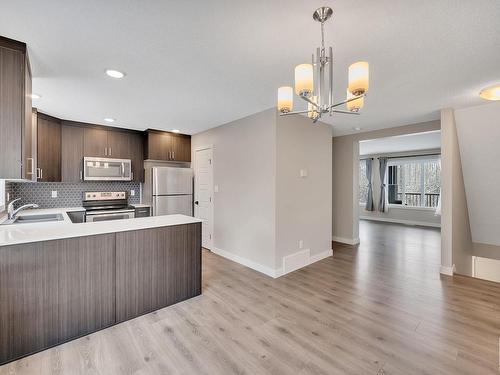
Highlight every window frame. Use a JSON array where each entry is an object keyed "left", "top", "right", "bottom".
[{"left": 386, "top": 155, "right": 440, "bottom": 209}]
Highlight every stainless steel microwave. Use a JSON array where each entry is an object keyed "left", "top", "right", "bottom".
[{"left": 83, "top": 157, "right": 132, "bottom": 181}]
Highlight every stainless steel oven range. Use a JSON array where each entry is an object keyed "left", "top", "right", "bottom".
[{"left": 83, "top": 191, "right": 135, "bottom": 222}]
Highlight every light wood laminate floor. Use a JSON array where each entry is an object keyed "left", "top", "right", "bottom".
[{"left": 2, "top": 221, "right": 500, "bottom": 374}]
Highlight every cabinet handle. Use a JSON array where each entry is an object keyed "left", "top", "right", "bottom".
[
  {"left": 131, "top": 171, "right": 134, "bottom": 180},
  {"left": 79, "top": 170, "right": 83, "bottom": 180},
  {"left": 27, "top": 157, "right": 34, "bottom": 175},
  {"left": 36, "top": 167, "right": 41, "bottom": 180},
  {"left": 109, "top": 147, "right": 111, "bottom": 156},
  {"left": 104, "top": 147, "right": 107, "bottom": 156},
  {"left": 172, "top": 151, "right": 175, "bottom": 160}
]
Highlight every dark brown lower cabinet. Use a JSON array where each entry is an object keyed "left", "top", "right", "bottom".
[
  {"left": 115, "top": 223, "right": 202, "bottom": 322},
  {"left": 0, "top": 234, "right": 115, "bottom": 364},
  {"left": 0, "top": 223, "right": 201, "bottom": 365}
]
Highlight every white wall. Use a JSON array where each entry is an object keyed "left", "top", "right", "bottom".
[
  {"left": 454, "top": 102, "right": 500, "bottom": 247},
  {"left": 191, "top": 109, "right": 333, "bottom": 277},
  {"left": 191, "top": 109, "right": 277, "bottom": 272},
  {"left": 440, "top": 108, "right": 472, "bottom": 276},
  {"left": 275, "top": 114, "right": 333, "bottom": 271},
  {"left": 359, "top": 150, "right": 441, "bottom": 228}
]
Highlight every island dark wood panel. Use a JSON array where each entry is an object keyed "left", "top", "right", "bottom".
[
  {"left": 0, "top": 222, "right": 201, "bottom": 365},
  {"left": 0, "top": 234, "right": 115, "bottom": 365},
  {"left": 115, "top": 222, "right": 202, "bottom": 322}
]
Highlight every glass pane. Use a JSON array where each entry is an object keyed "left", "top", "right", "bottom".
[
  {"left": 424, "top": 160, "right": 441, "bottom": 207},
  {"left": 388, "top": 165, "right": 403, "bottom": 204},
  {"left": 359, "top": 161, "right": 368, "bottom": 203},
  {"left": 403, "top": 162, "right": 422, "bottom": 206}
]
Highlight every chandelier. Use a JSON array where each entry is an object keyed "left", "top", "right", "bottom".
[{"left": 277, "top": 6, "right": 369, "bottom": 123}]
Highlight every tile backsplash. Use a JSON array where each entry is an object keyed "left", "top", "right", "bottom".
[{"left": 6, "top": 181, "right": 141, "bottom": 209}]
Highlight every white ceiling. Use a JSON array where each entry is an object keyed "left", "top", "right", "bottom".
[
  {"left": 359, "top": 131, "right": 441, "bottom": 156},
  {"left": 1, "top": 0, "right": 499, "bottom": 135}
]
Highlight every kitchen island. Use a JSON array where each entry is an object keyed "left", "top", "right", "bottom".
[{"left": 0, "top": 210, "right": 202, "bottom": 365}]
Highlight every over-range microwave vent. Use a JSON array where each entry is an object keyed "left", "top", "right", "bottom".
[{"left": 83, "top": 157, "right": 132, "bottom": 181}]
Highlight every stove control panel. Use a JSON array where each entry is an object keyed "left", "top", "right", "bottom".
[{"left": 84, "top": 191, "right": 126, "bottom": 201}]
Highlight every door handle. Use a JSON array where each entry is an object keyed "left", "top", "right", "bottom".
[{"left": 194, "top": 201, "right": 199, "bottom": 205}]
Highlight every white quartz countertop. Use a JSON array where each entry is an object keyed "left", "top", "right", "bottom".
[{"left": 0, "top": 207, "right": 201, "bottom": 247}]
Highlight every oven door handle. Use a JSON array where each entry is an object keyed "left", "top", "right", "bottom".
[{"left": 86, "top": 212, "right": 134, "bottom": 222}]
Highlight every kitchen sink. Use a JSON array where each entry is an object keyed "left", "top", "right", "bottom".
[{"left": 2, "top": 213, "right": 64, "bottom": 225}]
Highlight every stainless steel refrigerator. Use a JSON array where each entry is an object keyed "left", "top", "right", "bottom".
[{"left": 143, "top": 167, "right": 193, "bottom": 216}]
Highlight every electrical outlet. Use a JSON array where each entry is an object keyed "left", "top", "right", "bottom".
[
  {"left": 298, "top": 240, "right": 304, "bottom": 249},
  {"left": 51, "top": 190, "right": 57, "bottom": 198},
  {"left": 300, "top": 169, "right": 308, "bottom": 178},
  {"left": 130, "top": 190, "right": 135, "bottom": 196}
]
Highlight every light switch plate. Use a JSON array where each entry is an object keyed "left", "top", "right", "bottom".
[
  {"left": 51, "top": 191, "right": 57, "bottom": 198},
  {"left": 300, "top": 169, "right": 308, "bottom": 178},
  {"left": 214, "top": 185, "right": 219, "bottom": 193},
  {"left": 298, "top": 240, "right": 304, "bottom": 249}
]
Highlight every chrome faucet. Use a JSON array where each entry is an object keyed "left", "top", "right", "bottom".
[{"left": 7, "top": 199, "right": 39, "bottom": 220}]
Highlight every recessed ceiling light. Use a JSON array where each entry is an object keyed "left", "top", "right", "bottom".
[
  {"left": 104, "top": 118, "right": 116, "bottom": 123},
  {"left": 353, "top": 127, "right": 361, "bottom": 131},
  {"left": 172, "top": 129, "right": 180, "bottom": 133},
  {"left": 31, "top": 93, "right": 41, "bottom": 99},
  {"left": 105, "top": 69, "right": 125, "bottom": 79},
  {"left": 479, "top": 85, "right": 500, "bottom": 101}
]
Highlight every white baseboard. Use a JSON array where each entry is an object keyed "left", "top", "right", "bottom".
[
  {"left": 275, "top": 248, "right": 333, "bottom": 278},
  {"left": 332, "top": 236, "right": 360, "bottom": 245},
  {"left": 360, "top": 216, "right": 441, "bottom": 228},
  {"left": 211, "top": 247, "right": 279, "bottom": 278},
  {"left": 211, "top": 247, "right": 333, "bottom": 279},
  {"left": 472, "top": 256, "right": 500, "bottom": 283},
  {"left": 439, "top": 264, "right": 456, "bottom": 276},
  {"left": 310, "top": 249, "right": 333, "bottom": 264}
]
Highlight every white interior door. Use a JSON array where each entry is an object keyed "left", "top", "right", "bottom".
[{"left": 194, "top": 147, "right": 213, "bottom": 249}]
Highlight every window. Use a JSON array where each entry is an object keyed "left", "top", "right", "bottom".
[
  {"left": 388, "top": 157, "right": 441, "bottom": 208},
  {"left": 359, "top": 160, "right": 369, "bottom": 203}
]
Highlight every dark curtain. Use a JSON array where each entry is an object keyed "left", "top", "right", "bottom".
[
  {"left": 365, "top": 159, "right": 374, "bottom": 211},
  {"left": 378, "top": 157, "right": 388, "bottom": 212}
]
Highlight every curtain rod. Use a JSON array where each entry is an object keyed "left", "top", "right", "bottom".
[{"left": 378, "top": 153, "right": 441, "bottom": 160}]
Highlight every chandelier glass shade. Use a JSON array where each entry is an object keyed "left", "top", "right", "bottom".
[
  {"left": 277, "top": 6, "right": 370, "bottom": 123},
  {"left": 277, "top": 86, "right": 294, "bottom": 113}
]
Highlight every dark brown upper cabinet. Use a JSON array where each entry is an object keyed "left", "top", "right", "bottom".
[
  {"left": 37, "top": 113, "right": 61, "bottom": 182},
  {"left": 171, "top": 133, "right": 191, "bottom": 162},
  {"left": 129, "top": 132, "right": 144, "bottom": 182},
  {"left": 83, "top": 128, "right": 108, "bottom": 158},
  {"left": 0, "top": 36, "right": 33, "bottom": 179},
  {"left": 107, "top": 130, "right": 131, "bottom": 159},
  {"left": 61, "top": 122, "right": 143, "bottom": 182},
  {"left": 61, "top": 123, "right": 84, "bottom": 182},
  {"left": 145, "top": 130, "right": 191, "bottom": 162}
]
